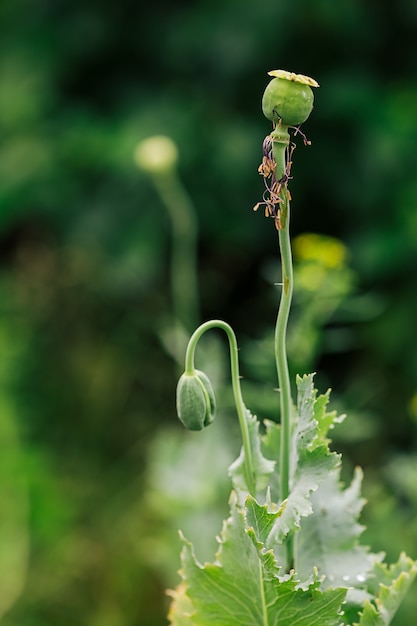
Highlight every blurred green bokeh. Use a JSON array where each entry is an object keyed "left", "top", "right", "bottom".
[{"left": 1, "top": 0, "right": 417, "bottom": 624}]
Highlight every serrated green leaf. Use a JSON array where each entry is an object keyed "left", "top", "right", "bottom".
[
  {"left": 174, "top": 493, "right": 347, "bottom": 626},
  {"left": 355, "top": 553, "right": 417, "bottom": 626},
  {"left": 297, "top": 467, "right": 378, "bottom": 589},
  {"left": 295, "top": 373, "right": 321, "bottom": 449},
  {"left": 367, "top": 551, "right": 417, "bottom": 592},
  {"left": 293, "top": 459, "right": 417, "bottom": 626},
  {"left": 272, "top": 447, "right": 340, "bottom": 542},
  {"left": 267, "top": 375, "right": 341, "bottom": 541},
  {"left": 313, "top": 388, "right": 346, "bottom": 444},
  {"left": 244, "top": 494, "right": 287, "bottom": 552},
  {"left": 167, "top": 582, "right": 195, "bottom": 626},
  {"left": 228, "top": 406, "right": 275, "bottom": 498},
  {"left": 295, "top": 373, "right": 345, "bottom": 452}
]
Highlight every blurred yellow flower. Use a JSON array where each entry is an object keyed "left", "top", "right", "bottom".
[
  {"left": 297, "top": 264, "right": 327, "bottom": 291},
  {"left": 409, "top": 392, "right": 417, "bottom": 422},
  {"left": 293, "top": 233, "right": 348, "bottom": 269}
]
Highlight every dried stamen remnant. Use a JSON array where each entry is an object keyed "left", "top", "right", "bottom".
[
  {"left": 253, "top": 135, "right": 295, "bottom": 230},
  {"left": 258, "top": 155, "right": 276, "bottom": 178}
]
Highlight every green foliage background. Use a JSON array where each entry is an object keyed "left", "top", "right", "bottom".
[{"left": 1, "top": 0, "right": 417, "bottom": 624}]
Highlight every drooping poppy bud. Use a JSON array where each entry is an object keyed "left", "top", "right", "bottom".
[{"left": 176, "top": 369, "right": 216, "bottom": 431}]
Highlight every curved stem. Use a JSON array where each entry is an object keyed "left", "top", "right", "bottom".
[
  {"left": 272, "top": 127, "right": 295, "bottom": 570},
  {"left": 184, "top": 319, "right": 256, "bottom": 496},
  {"left": 152, "top": 170, "right": 200, "bottom": 332}
]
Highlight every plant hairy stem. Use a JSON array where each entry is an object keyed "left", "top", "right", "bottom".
[{"left": 272, "top": 126, "right": 295, "bottom": 571}]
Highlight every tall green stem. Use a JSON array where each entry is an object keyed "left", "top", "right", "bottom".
[
  {"left": 184, "top": 320, "right": 256, "bottom": 496},
  {"left": 272, "top": 126, "right": 295, "bottom": 570},
  {"left": 153, "top": 171, "right": 199, "bottom": 331}
]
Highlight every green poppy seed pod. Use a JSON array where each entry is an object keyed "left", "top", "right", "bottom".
[
  {"left": 262, "top": 70, "right": 319, "bottom": 127},
  {"left": 176, "top": 369, "right": 216, "bottom": 431}
]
